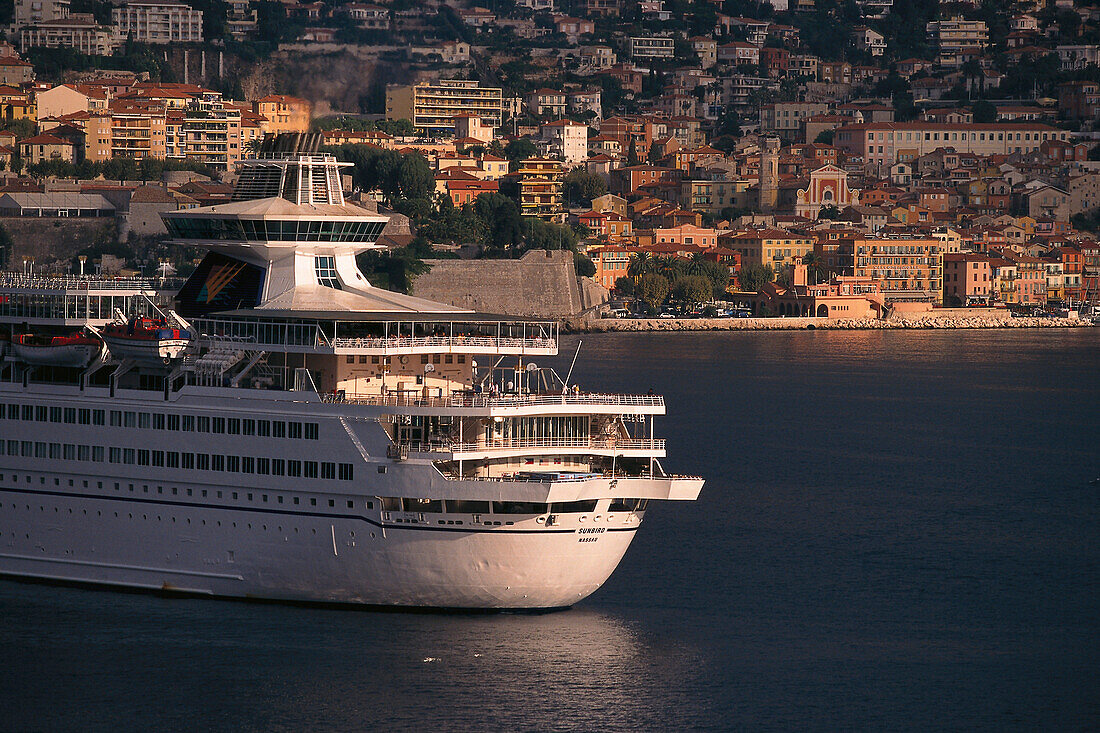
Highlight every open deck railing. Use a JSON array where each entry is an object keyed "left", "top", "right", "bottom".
[
  {"left": 332, "top": 336, "right": 556, "bottom": 351},
  {"left": 438, "top": 471, "right": 703, "bottom": 483},
  {"left": 323, "top": 392, "right": 666, "bottom": 409},
  {"left": 0, "top": 274, "right": 158, "bottom": 291},
  {"left": 400, "top": 437, "right": 666, "bottom": 454}
]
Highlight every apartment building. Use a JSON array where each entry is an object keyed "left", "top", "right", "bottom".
[
  {"left": 851, "top": 236, "right": 944, "bottom": 304},
  {"left": 526, "top": 89, "right": 567, "bottom": 118},
  {"left": 723, "top": 228, "right": 814, "bottom": 270},
  {"left": 760, "top": 102, "right": 827, "bottom": 142},
  {"left": 540, "top": 119, "right": 588, "bottom": 164},
  {"left": 629, "top": 36, "right": 675, "bottom": 59},
  {"left": 385, "top": 79, "right": 503, "bottom": 138},
  {"left": 943, "top": 252, "right": 992, "bottom": 305},
  {"left": 112, "top": 0, "right": 203, "bottom": 44},
  {"left": 515, "top": 158, "right": 564, "bottom": 220},
  {"left": 834, "top": 122, "right": 1070, "bottom": 169},
  {"left": 925, "top": 18, "right": 988, "bottom": 51},
  {"left": 253, "top": 94, "right": 311, "bottom": 134},
  {"left": 179, "top": 93, "right": 242, "bottom": 170},
  {"left": 10, "top": 0, "right": 70, "bottom": 33},
  {"left": 20, "top": 14, "right": 116, "bottom": 55}
]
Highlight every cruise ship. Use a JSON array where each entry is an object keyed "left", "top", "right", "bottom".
[{"left": 0, "top": 135, "right": 702, "bottom": 610}]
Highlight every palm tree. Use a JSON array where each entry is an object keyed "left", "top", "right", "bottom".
[
  {"left": 652, "top": 255, "right": 680, "bottom": 280},
  {"left": 628, "top": 251, "right": 654, "bottom": 278}
]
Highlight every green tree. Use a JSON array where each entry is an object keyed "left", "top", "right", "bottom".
[
  {"left": 504, "top": 138, "right": 537, "bottom": 163},
  {"left": 636, "top": 272, "right": 670, "bottom": 310},
  {"left": 628, "top": 251, "right": 653, "bottom": 278},
  {"left": 397, "top": 154, "right": 433, "bottom": 201},
  {"left": 738, "top": 263, "right": 774, "bottom": 292},
  {"left": 672, "top": 275, "right": 712, "bottom": 305},
  {"left": 0, "top": 223, "right": 12, "bottom": 270},
  {"left": 814, "top": 129, "right": 835, "bottom": 145},
  {"left": 562, "top": 168, "right": 607, "bottom": 207},
  {"left": 972, "top": 99, "right": 997, "bottom": 123},
  {"left": 573, "top": 251, "right": 596, "bottom": 277},
  {"left": 819, "top": 204, "right": 841, "bottom": 219}
]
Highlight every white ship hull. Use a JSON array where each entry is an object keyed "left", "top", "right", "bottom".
[{"left": 0, "top": 384, "right": 685, "bottom": 609}]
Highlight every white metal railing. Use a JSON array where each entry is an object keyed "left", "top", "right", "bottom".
[
  {"left": 332, "top": 336, "right": 556, "bottom": 350},
  {"left": 402, "top": 437, "right": 666, "bottom": 454},
  {"left": 0, "top": 274, "right": 157, "bottom": 291},
  {"left": 323, "top": 392, "right": 666, "bottom": 409},
  {"left": 439, "top": 471, "right": 702, "bottom": 483}
]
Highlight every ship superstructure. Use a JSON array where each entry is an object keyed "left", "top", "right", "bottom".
[{"left": 0, "top": 135, "right": 702, "bottom": 609}]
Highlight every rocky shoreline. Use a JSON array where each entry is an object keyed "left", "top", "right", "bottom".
[{"left": 566, "top": 315, "right": 1094, "bottom": 332}]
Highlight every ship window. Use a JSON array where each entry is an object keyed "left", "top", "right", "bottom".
[
  {"left": 34, "top": 442, "right": 46, "bottom": 458},
  {"left": 403, "top": 498, "right": 442, "bottom": 513},
  {"left": 288, "top": 422, "right": 302, "bottom": 439},
  {"left": 138, "top": 413, "right": 151, "bottom": 429},
  {"left": 50, "top": 444, "right": 61, "bottom": 459},
  {"left": 287, "top": 460, "right": 302, "bottom": 477},
  {"left": 432, "top": 354, "right": 440, "bottom": 364},
  {"left": 8, "top": 404, "right": 18, "bottom": 420},
  {"left": 608, "top": 498, "right": 647, "bottom": 512},
  {"left": 347, "top": 500, "right": 354, "bottom": 508},
  {"left": 211, "top": 455, "right": 225, "bottom": 471},
  {"left": 123, "top": 448, "right": 135, "bottom": 464},
  {"left": 109, "top": 447, "right": 121, "bottom": 463},
  {"left": 181, "top": 453, "right": 194, "bottom": 469},
  {"left": 197, "top": 416, "right": 210, "bottom": 432},
  {"left": 182, "top": 415, "right": 195, "bottom": 431},
  {"left": 227, "top": 418, "right": 240, "bottom": 435},
  {"left": 168, "top": 414, "right": 180, "bottom": 431},
  {"left": 50, "top": 407, "right": 62, "bottom": 422},
  {"left": 492, "top": 501, "right": 548, "bottom": 514},
  {"left": 226, "top": 455, "right": 240, "bottom": 472},
  {"left": 458, "top": 355, "right": 465, "bottom": 364},
  {"left": 242, "top": 457, "right": 254, "bottom": 473},
  {"left": 272, "top": 421, "right": 286, "bottom": 438},
  {"left": 152, "top": 451, "right": 164, "bottom": 467},
  {"left": 137, "top": 450, "right": 150, "bottom": 466},
  {"left": 421, "top": 355, "right": 429, "bottom": 364},
  {"left": 445, "top": 355, "right": 453, "bottom": 364},
  {"left": 293, "top": 497, "right": 299, "bottom": 505},
  {"left": 338, "top": 463, "right": 353, "bottom": 481},
  {"left": 257, "top": 420, "right": 270, "bottom": 437},
  {"left": 153, "top": 414, "right": 165, "bottom": 430},
  {"left": 124, "top": 412, "right": 136, "bottom": 428},
  {"left": 212, "top": 417, "right": 226, "bottom": 433},
  {"left": 22, "top": 406, "right": 32, "bottom": 420},
  {"left": 321, "top": 462, "right": 335, "bottom": 479},
  {"left": 328, "top": 499, "right": 335, "bottom": 507},
  {"left": 272, "top": 459, "right": 285, "bottom": 476},
  {"left": 196, "top": 454, "right": 209, "bottom": 470},
  {"left": 315, "top": 255, "right": 341, "bottom": 289},
  {"left": 92, "top": 447, "right": 104, "bottom": 462},
  {"left": 445, "top": 500, "right": 490, "bottom": 513},
  {"left": 80, "top": 409, "right": 91, "bottom": 425},
  {"left": 36, "top": 406, "right": 47, "bottom": 421},
  {"left": 371, "top": 357, "right": 380, "bottom": 364},
  {"left": 167, "top": 452, "right": 179, "bottom": 468},
  {"left": 257, "top": 457, "right": 269, "bottom": 474},
  {"left": 305, "top": 423, "right": 319, "bottom": 440},
  {"left": 304, "top": 461, "right": 318, "bottom": 478},
  {"left": 347, "top": 355, "right": 355, "bottom": 363}
]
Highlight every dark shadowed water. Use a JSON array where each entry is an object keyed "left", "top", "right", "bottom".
[{"left": 1, "top": 330, "right": 1097, "bottom": 731}]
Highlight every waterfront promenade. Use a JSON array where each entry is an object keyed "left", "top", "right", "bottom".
[{"left": 569, "top": 311, "right": 1092, "bottom": 332}]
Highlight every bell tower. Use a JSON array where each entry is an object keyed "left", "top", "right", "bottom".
[{"left": 758, "top": 136, "right": 780, "bottom": 213}]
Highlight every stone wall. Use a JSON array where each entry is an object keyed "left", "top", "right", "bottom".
[
  {"left": 412, "top": 249, "right": 607, "bottom": 318},
  {"left": 0, "top": 217, "right": 117, "bottom": 270},
  {"left": 572, "top": 314, "right": 1090, "bottom": 332}
]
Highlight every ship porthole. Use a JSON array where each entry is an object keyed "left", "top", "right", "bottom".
[
  {"left": 536, "top": 516, "right": 545, "bottom": 523},
  {"left": 579, "top": 515, "right": 586, "bottom": 522},
  {"left": 607, "top": 514, "right": 615, "bottom": 521},
  {"left": 594, "top": 515, "right": 602, "bottom": 521}
]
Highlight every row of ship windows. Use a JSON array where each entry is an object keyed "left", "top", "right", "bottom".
[
  {"left": 0, "top": 403, "right": 320, "bottom": 440},
  {"left": 0, "top": 473, "right": 646, "bottom": 519},
  {"left": 0, "top": 441, "right": 353, "bottom": 480},
  {"left": 2, "top": 473, "right": 369, "bottom": 510}
]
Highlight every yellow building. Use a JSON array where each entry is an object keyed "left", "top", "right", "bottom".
[
  {"left": 723, "top": 228, "right": 814, "bottom": 270},
  {"left": 851, "top": 236, "right": 944, "bottom": 304},
  {"left": 385, "top": 79, "right": 503, "bottom": 138},
  {"left": 18, "top": 132, "right": 74, "bottom": 164},
  {"left": 253, "top": 94, "right": 311, "bottom": 134},
  {"left": 516, "top": 157, "right": 563, "bottom": 221}
]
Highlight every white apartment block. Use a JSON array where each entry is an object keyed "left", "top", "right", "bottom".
[
  {"left": 20, "top": 14, "right": 116, "bottom": 55},
  {"left": 630, "top": 36, "right": 675, "bottom": 59},
  {"left": 11, "top": 0, "right": 70, "bottom": 33},
  {"left": 540, "top": 120, "right": 588, "bottom": 164},
  {"left": 112, "top": 1, "right": 204, "bottom": 44}
]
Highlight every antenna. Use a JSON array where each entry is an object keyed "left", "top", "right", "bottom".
[{"left": 563, "top": 339, "right": 582, "bottom": 388}]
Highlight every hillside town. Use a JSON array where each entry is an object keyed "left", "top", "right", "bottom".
[{"left": 0, "top": 0, "right": 1099, "bottom": 320}]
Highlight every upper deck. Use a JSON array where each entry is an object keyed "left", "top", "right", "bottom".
[{"left": 0, "top": 273, "right": 163, "bottom": 327}]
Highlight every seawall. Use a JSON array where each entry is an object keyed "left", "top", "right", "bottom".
[{"left": 567, "top": 313, "right": 1092, "bottom": 332}]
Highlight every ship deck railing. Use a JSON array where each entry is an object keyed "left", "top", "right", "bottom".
[
  {"left": 331, "top": 335, "right": 556, "bottom": 351},
  {"left": 323, "top": 391, "right": 666, "bottom": 409},
  {"left": 0, "top": 274, "right": 159, "bottom": 291},
  {"left": 398, "top": 437, "right": 666, "bottom": 454}
]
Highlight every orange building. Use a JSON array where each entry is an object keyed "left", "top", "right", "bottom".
[
  {"left": 943, "top": 252, "right": 992, "bottom": 305},
  {"left": 253, "top": 94, "right": 312, "bottom": 134}
]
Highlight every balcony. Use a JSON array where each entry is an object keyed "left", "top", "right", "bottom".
[{"left": 401, "top": 436, "right": 667, "bottom": 459}]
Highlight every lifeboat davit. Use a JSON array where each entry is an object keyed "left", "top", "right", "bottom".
[
  {"left": 102, "top": 317, "right": 191, "bottom": 364},
  {"left": 12, "top": 333, "right": 102, "bottom": 367}
]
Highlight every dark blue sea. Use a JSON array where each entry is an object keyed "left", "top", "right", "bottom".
[{"left": 1, "top": 330, "right": 1097, "bottom": 731}]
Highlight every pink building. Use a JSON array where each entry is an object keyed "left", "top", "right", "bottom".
[{"left": 943, "top": 253, "right": 992, "bottom": 305}]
